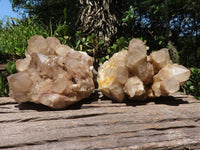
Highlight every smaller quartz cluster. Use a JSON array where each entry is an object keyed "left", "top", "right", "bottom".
[
  {"left": 97, "top": 38, "right": 190, "bottom": 102},
  {"left": 8, "top": 35, "right": 94, "bottom": 109}
]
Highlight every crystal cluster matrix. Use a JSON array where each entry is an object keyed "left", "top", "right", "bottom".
[
  {"left": 97, "top": 38, "right": 190, "bottom": 102},
  {"left": 8, "top": 35, "right": 94, "bottom": 109}
]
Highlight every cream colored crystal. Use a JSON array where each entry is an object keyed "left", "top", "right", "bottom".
[
  {"left": 126, "top": 39, "right": 147, "bottom": 73},
  {"left": 55, "top": 45, "right": 73, "bottom": 57},
  {"left": 8, "top": 35, "right": 94, "bottom": 109},
  {"left": 170, "top": 64, "right": 191, "bottom": 84},
  {"left": 149, "top": 48, "right": 172, "bottom": 72},
  {"left": 46, "top": 37, "right": 61, "bottom": 54},
  {"left": 98, "top": 38, "right": 190, "bottom": 102},
  {"left": 153, "top": 64, "right": 190, "bottom": 84},
  {"left": 7, "top": 71, "right": 32, "bottom": 93},
  {"left": 160, "top": 78, "right": 180, "bottom": 94},
  {"left": 151, "top": 82, "right": 162, "bottom": 97},
  {"left": 97, "top": 50, "right": 128, "bottom": 102},
  {"left": 107, "top": 83, "right": 125, "bottom": 102},
  {"left": 126, "top": 39, "right": 154, "bottom": 85},
  {"left": 137, "top": 61, "right": 154, "bottom": 85},
  {"left": 151, "top": 63, "right": 190, "bottom": 97},
  {"left": 124, "top": 76, "right": 145, "bottom": 98},
  {"left": 27, "top": 35, "right": 48, "bottom": 54},
  {"left": 15, "top": 53, "right": 31, "bottom": 72}
]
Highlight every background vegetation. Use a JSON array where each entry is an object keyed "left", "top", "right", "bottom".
[{"left": 0, "top": 0, "right": 199, "bottom": 99}]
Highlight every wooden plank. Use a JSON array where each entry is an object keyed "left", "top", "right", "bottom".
[{"left": 0, "top": 92, "right": 200, "bottom": 150}]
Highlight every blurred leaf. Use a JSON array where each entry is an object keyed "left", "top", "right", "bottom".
[
  {"left": 63, "top": 8, "right": 67, "bottom": 21},
  {"left": 5, "top": 61, "right": 17, "bottom": 75},
  {"left": 181, "top": 67, "right": 200, "bottom": 100}
]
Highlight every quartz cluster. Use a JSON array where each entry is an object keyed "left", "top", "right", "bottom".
[
  {"left": 8, "top": 35, "right": 94, "bottom": 109},
  {"left": 97, "top": 38, "right": 190, "bottom": 102}
]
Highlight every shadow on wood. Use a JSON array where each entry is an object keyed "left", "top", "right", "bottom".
[
  {"left": 125, "top": 96, "right": 189, "bottom": 107},
  {"left": 16, "top": 91, "right": 189, "bottom": 111},
  {"left": 16, "top": 90, "right": 100, "bottom": 111}
]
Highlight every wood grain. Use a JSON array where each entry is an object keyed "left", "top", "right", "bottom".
[{"left": 0, "top": 92, "right": 200, "bottom": 150}]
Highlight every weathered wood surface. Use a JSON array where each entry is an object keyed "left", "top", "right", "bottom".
[{"left": 0, "top": 92, "right": 200, "bottom": 150}]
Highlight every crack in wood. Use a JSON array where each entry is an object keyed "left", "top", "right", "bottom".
[
  {"left": 157, "top": 117, "right": 200, "bottom": 123},
  {"left": 147, "top": 125, "right": 197, "bottom": 131},
  {"left": 18, "top": 112, "right": 120, "bottom": 123},
  {"left": 0, "top": 119, "right": 21, "bottom": 123}
]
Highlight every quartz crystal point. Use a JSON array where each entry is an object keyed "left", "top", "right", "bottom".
[
  {"left": 126, "top": 39, "right": 154, "bottom": 85},
  {"left": 97, "top": 50, "right": 128, "bottom": 102},
  {"left": 126, "top": 39, "right": 147, "bottom": 74},
  {"left": 149, "top": 48, "right": 172, "bottom": 72},
  {"left": 152, "top": 64, "right": 190, "bottom": 97},
  {"left": 8, "top": 35, "right": 94, "bottom": 109},
  {"left": 97, "top": 38, "right": 190, "bottom": 102},
  {"left": 124, "top": 76, "right": 145, "bottom": 98}
]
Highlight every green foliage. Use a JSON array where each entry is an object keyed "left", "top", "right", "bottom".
[
  {"left": 75, "top": 32, "right": 94, "bottom": 52},
  {"left": 53, "top": 8, "right": 74, "bottom": 47},
  {"left": 0, "top": 20, "right": 3, "bottom": 29},
  {"left": 75, "top": 32, "right": 103, "bottom": 54},
  {"left": 122, "top": 5, "right": 138, "bottom": 26},
  {"left": 74, "top": 31, "right": 106, "bottom": 68},
  {"left": 107, "top": 37, "right": 128, "bottom": 56},
  {"left": 0, "top": 61, "right": 17, "bottom": 97},
  {"left": 5, "top": 61, "right": 17, "bottom": 75},
  {"left": 120, "top": 0, "right": 200, "bottom": 64},
  {"left": 177, "top": 37, "right": 200, "bottom": 68},
  {"left": 9, "top": 0, "right": 200, "bottom": 68},
  {"left": 0, "top": 17, "right": 49, "bottom": 58},
  {"left": 74, "top": 31, "right": 128, "bottom": 66},
  {"left": 99, "top": 37, "right": 128, "bottom": 65},
  {"left": 54, "top": 22, "right": 72, "bottom": 46},
  {"left": 181, "top": 68, "right": 200, "bottom": 100},
  {"left": 10, "top": 0, "right": 80, "bottom": 32}
]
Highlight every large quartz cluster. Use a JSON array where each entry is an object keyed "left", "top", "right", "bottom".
[
  {"left": 97, "top": 38, "right": 190, "bottom": 102},
  {"left": 8, "top": 35, "right": 94, "bottom": 109}
]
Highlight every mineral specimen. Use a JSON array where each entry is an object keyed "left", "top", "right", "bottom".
[
  {"left": 97, "top": 50, "right": 128, "bottom": 102},
  {"left": 8, "top": 35, "right": 94, "bottom": 109},
  {"left": 97, "top": 38, "right": 190, "bottom": 102}
]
